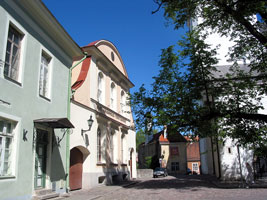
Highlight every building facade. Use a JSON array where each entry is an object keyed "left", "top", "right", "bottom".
[
  {"left": 138, "top": 128, "right": 187, "bottom": 175},
  {"left": 185, "top": 136, "right": 201, "bottom": 175},
  {"left": 191, "top": 16, "right": 260, "bottom": 181},
  {"left": 0, "top": 1, "right": 82, "bottom": 199},
  {"left": 69, "top": 40, "right": 137, "bottom": 190}
]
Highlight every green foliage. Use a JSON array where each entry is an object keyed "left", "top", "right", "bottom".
[
  {"left": 131, "top": 12, "right": 267, "bottom": 147},
  {"left": 151, "top": 155, "right": 160, "bottom": 169},
  {"left": 145, "top": 156, "right": 152, "bottom": 168},
  {"left": 144, "top": 155, "right": 160, "bottom": 169},
  {"left": 136, "top": 129, "right": 146, "bottom": 151},
  {"left": 131, "top": 0, "right": 267, "bottom": 148}
]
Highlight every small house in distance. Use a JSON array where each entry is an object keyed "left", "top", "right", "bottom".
[
  {"left": 184, "top": 136, "right": 201, "bottom": 175},
  {"left": 138, "top": 127, "right": 187, "bottom": 175}
]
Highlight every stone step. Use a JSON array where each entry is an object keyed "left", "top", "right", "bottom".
[
  {"left": 33, "top": 190, "right": 60, "bottom": 200},
  {"left": 35, "top": 189, "right": 53, "bottom": 196}
]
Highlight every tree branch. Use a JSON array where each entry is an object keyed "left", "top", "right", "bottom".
[
  {"left": 213, "top": 0, "right": 267, "bottom": 47},
  {"left": 152, "top": 0, "right": 164, "bottom": 14}
]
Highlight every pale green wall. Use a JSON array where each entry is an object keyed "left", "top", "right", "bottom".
[{"left": 0, "top": 1, "right": 73, "bottom": 199}]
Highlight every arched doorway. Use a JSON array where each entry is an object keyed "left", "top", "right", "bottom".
[{"left": 69, "top": 147, "right": 83, "bottom": 190}]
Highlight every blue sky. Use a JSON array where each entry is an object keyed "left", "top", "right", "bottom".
[{"left": 43, "top": 0, "right": 187, "bottom": 93}]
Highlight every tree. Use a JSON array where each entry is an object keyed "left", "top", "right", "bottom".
[
  {"left": 136, "top": 129, "right": 146, "bottom": 151},
  {"left": 153, "top": 0, "right": 267, "bottom": 80},
  {"left": 131, "top": 28, "right": 267, "bottom": 147}
]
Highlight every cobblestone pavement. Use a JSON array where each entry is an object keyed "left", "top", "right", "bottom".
[{"left": 64, "top": 175, "right": 267, "bottom": 200}]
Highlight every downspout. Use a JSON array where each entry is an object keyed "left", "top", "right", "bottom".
[
  {"left": 66, "top": 52, "right": 89, "bottom": 192},
  {"left": 210, "top": 137, "right": 216, "bottom": 175},
  {"left": 215, "top": 137, "right": 221, "bottom": 179}
]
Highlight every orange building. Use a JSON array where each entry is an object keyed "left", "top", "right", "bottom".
[{"left": 185, "top": 136, "right": 201, "bottom": 175}]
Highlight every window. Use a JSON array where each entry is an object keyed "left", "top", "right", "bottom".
[
  {"left": 110, "top": 82, "right": 116, "bottom": 110},
  {"left": 0, "top": 118, "right": 16, "bottom": 176},
  {"left": 4, "top": 25, "right": 23, "bottom": 81},
  {"left": 171, "top": 162, "right": 179, "bottom": 171},
  {"left": 97, "top": 72, "right": 104, "bottom": 104},
  {"left": 192, "top": 163, "right": 199, "bottom": 172},
  {"left": 120, "top": 90, "right": 125, "bottom": 115},
  {"left": 170, "top": 147, "right": 179, "bottom": 156},
  {"left": 227, "top": 147, "right": 232, "bottom": 154},
  {"left": 97, "top": 128, "right": 101, "bottom": 162},
  {"left": 39, "top": 52, "right": 51, "bottom": 98}
]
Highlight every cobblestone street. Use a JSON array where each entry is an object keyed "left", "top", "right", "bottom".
[{"left": 64, "top": 175, "right": 267, "bottom": 200}]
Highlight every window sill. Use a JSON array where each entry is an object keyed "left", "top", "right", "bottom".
[
  {"left": 4, "top": 75, "right": 22, "bottom": 86},
  {"left": 39, "top": 95, "right": 51, "bottom": 102},
  {"left": 110, "top": 162, "right": 118, "bottom": 166},
  {"left": 0, "top": 175, "right": 16, "bottom": 180},
  {"left": 96, "top": 163, "right": 106, "bottom": 166}
]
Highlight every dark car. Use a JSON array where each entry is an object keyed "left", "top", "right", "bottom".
[
  {"left": 186, "top": 168, "right": 192, "bottom": 175},
  {"left": 153, "top": 167, "right": 168, "bottom": 178}
]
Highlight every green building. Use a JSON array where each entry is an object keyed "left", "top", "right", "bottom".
[{"left": 0, "top": 1, "right": 82, "bottom": 199}]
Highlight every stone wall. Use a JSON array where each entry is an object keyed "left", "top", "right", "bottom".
[{"left": 137, "top": 169, "right": 153, "bottom": 179}]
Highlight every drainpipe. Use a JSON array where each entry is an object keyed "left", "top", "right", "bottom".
[
  {"left": 210, "top": 137, "right": 215, "bottom": 175},
  {"left": 215, "top": 137, "right": 221, "bottom": 179},
  {"left": 66, "top": 52, "right": 89, "bottom": 192}
]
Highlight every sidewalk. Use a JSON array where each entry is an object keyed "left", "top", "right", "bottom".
[{"left": 62, "top": 179, "right": 142, "bottom": 200}]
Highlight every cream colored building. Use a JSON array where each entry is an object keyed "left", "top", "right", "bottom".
[
  {"left": 138, "top": 128, "right": 187, "bottom": 174},
  {"left": 69, "top": 40, "right": 136, "bottom": 190}
]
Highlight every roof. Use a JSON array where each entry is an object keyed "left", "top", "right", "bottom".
[
  {"left": 16, "top": 0, "right": 83, "bottom": 58},
  {"left": 184, "top": 135, "right": 199, "bottom": 142},
  {"left": 148, "top": 128, "right": 187, "bottom": 143},
  {"left": 71, "top": 56, "right": 91, "bottom": 91}
]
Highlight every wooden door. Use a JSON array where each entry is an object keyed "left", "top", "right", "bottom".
[{"left": 69, "top": 148, "right": 83, "bottom": 190}]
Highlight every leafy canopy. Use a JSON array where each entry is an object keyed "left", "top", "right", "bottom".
[{"left": 131, "top": 1, "right": 267, "bottom": 147}]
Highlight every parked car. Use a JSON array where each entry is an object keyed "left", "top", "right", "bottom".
[
  {"left": 153, "top": 167, "right": 168, "bottom": 178},
  {"left": 186, "top": 168, "right": 192, "bottom": 175}
]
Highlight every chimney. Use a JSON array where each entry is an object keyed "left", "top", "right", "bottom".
[{"left": 163, "top": 125, "right": 167, "bottom": 139}]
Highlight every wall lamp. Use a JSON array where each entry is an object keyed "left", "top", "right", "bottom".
[{"left": 81, "top": 115, "right": 94, "bottom": 136}]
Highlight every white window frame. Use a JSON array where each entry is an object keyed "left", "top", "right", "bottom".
[
  {"left": 110, "top": 82, "right": 116, "bottom": 110},
  {"left": 120, "top": 90, "right": 126, "bottom": 115},
  {"left": 97, "top": 72, "right": 104, "bottom": 104},
  {"left": 192, "top": 163, "right": 199, "bottom": 172},
  {"left": 39, "top": 51, "right": 52, "bottom": 99},
  {"left": 0, "top": 115, "right": 18, "bottom": 177},
  {"left": 3, "top": 24, "right": 24, "bottom": 83}
]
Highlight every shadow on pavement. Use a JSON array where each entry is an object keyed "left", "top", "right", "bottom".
[{"left": 122, "top": 174, "right": 219, "bottom": 190}]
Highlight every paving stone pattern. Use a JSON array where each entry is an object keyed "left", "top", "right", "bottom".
[{"left": 63, "top": 175, "right": 267, "bottom": 200}]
